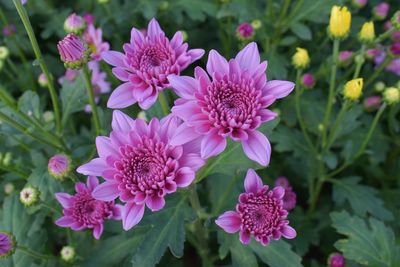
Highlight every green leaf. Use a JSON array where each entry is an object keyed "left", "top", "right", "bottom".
[
  {"left": 290, "top": 23, "right": 312, "bottom": 40},
  {"left": 60, "top": 76, "right": 86, "bottom": 126},
  {"left": 18, "top": 91, "right": 41, "bottom": 119},
  {"left": 332, "top": 177, "right": 393, "bottom": 221},
  {"left": 131, "top": 195, "right": 195, "bottom": 267},
  {"left": 287, "top": 0, "right": 336, "bottom": 24},
  {"left": 250, "top": 240, "right": 303, "bottom": 267},
  {"left": 268, "top": 126, "right": 309, "bottom": 158},
  {"left": 231, "top": 241, "right": 258, "bottom": 267},
  {"left": 331, "top": 211, "right": 400, "bottom": 267}
]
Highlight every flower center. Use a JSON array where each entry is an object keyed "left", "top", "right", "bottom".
[
  {"left": 72, "top": 191, "right": 111, "bottom": 225},
  {"left": 139, "top": 46, "right": 169, "bottom": 70}
]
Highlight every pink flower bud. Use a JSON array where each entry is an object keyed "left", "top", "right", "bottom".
[
  {"left": 2, "top": 24, "right": 16, "bottom": 37},
  {"left": 328, "top": 253, "right": 345, "bottom": 267},
  {"left": 373, "top": 2, "right": 390, "bottom": 20},
  {"left": 64, "top": 13, "right": 86, "bottom": 34},
  {"left": 389, "top": 42, "right": 400, "bottom": 56},
  {"left": 338, "top": 50, "right": 353, "bottom": 66},
  {"left": 48, "top": 154, "right": 71, "bottom": 180},
  {"left": 363, "top": 95, "right": 382, "bottom": 111},
  {"left": 275, "top": 177, "right": 297, "bottom": 211},
  {"left": 301, "top": 73, "right": 316, "bottom": 89},
  {"left": 38, "top": 73, "right": 48, "bottom": 87},
  {"left": 392, "top": 31, "right": 400, "bottom": 42},
  {"left": 57, "top": 33, "right": 89, "bottom": 69},
  {"left": 83, "top": 13, "right": 95, "bottom": 25},
  {"left": 236, "top": 22, "right": 254, "bottom": 40}
]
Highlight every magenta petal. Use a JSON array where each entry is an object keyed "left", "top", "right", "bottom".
[
  {"left": 77, "top": 158, "right": 107, "bottom": 176},
  {"left": 55, "top": 216, "right": 75, "bottom": 227},
  {"left": 244, "top": 169, "right": 263, "bottom": 194},
  {"left": 239, "top": 230, "right": 251, "bottom": 245},
  {"left": 200, "top": 129, "right": 227, "bottom": 159},
  {"left": 272, "top": 186, "right": 285, "bottom": 199},
  {"left": 215, "top": 211, "right": 241, "bottom": 233},
  {"left": 263, "top": 80, "right": 295, "bottom": 99},
  {"left": 112, "top": 68, "right": 130, "bottom": 81},
  {"left": 235, "top": 42, "right": 260, "bottom": 71},
  {"left": 281, "top": 225, "right": 297, "bottom": 239},
  {"left": 93, "top": 224, "right": 104, "bottom": 240},
  {"left": 101, "top": 51, "right": 126, "bottom": 67},
  {"left": 206, "top": 50, "right": 228, "bottom": 76},
  {"left": 147, "top": 18, "right": 164, "bottom": 40},
  {"left": 112, "top": 110, "right": 136, "bottom": 132},
  {"left": 259, "top": 109, "right": 278, "bottom": 122},
  {"left": 92, "top": 181, "right": 120, "bottom": 201},
  {"left": 107, "top": 83, "right": 136, "bottom": 109},
  {"left": 175, "top": 167, "right": 195, "bottom": 187},
  {"left": 86, "top": 176, "right": 99, "bottom": 191},
  {"left": 96, "top": 136, "right": 119, "bottom": 158},
  {"left": 122, "top": 202, "right": 145, "bottom": 230},
  {"left": 146, "top": 195, "right": 165, "bottom": 212},
  {"left": 55, "top": 193, "right": 73, "bottom": 208},
  {"left": 242, "top": 130, "right": 271, "bottom": 166},
  {"left": 170, "top": 123, "right": 201, "bottom": 146},
  {"left": 168, "top": 75, "right": 198, "bottom": 99}
]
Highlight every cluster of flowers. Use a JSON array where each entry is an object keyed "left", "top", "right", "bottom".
[{"left": 49, "top": 16, "right": 298, "bottom": 246}]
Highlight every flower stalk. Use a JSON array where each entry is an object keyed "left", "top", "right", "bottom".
[{"left": 82, "top": 65, "right": 101, "bottom": 136}]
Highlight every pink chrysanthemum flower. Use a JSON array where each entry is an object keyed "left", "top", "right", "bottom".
[
  {"left": 169, "top": 42, "right": 294, "bottom": 166},
  {"left": 48, "top": 154, "right": 71, "bottom": 180},
  {"left": 0, "top": 232, "right": 16, "bottom": 258},
  {"left": 274, "top": 176, "right": 297, "bottom": 211},
  {"left": 373, "top": 2, "right": 390, "bottom": 20},
  {"left": 101, "top": 18, "right": 204, "bottom": 109},
  {"left": 77, "top": 111, "right": 205, "bottom": 230},
  {"left": 83, "top": 25, "right": 109, "bottom": 61},
  {"left": 216, "top": 169, "right": 296, "bottom": 246},
  {"left": 55, "top": 176, "right": 121, "bottom": 239}
]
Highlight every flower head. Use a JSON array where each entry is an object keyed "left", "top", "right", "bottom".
[
  {"left": 2, "top": 24, "right": 16, "bottom": 37},
  {"left": 0, "top": 232, "right": 16, "bottom": 259},
  {"left": 64, "top": 13, "right": 86, "bottom": 34},
  {"left": 363, "top": 95, "right": 381, "bottom": 112},
  {"left": 328, "top": 253, "right": 346, "bottom": 267},
  {"left": 83, "top": 25, "right": 109, "bottom": 61},
  {"left": 48, "top": 154, "right": 71, "bottom": 180},
  {"left": 20, "top": 186, "right": 40, "bottom": 206},
  {"left": 60, "top": 246, "right": 75, "bottom": 262},
  {"left": 83, "top": 13, "right": 95, "bottom": 25},
  {"left": 344, "top": 78, "right": 363, "bottom": 100},
  {"left": 215, "top": 169, "right": 296, "bottom": 246},
  {"left": 38, "top": 73, "right": 48, "bottom": 87},
  {"left": 169, "top": 43, "right": 294, "bottom": 166},
  {"left": 359, "top": 21, "right": 375, "bottom": 43},
  {"left": 352, "top": 0, "right": 367, "bottom": 8},
  {"left": 383, "top": 87, "right": 400, "bottom": 104},
  {"left": 77, "top": 112, "right": 205, "bottom": 230},
  {"left": 292, "top": 48, "right": 310, "bottom": 69},
  {"left": 329, "top": 6, "right": 351, "bottom": 39},
  {"left": 274, "top": 176, "right": 297, "bottom": 211},
  {"left": 0, "top": 46, "right": 9, "bottom": 60},
  {"left": 102, "top": 18, "right": 204, "bottom": 110},
  {"left": 57, "top": 34, "right": 89, "bottom": 69},
  {"left": 301, "top": 73, "right": 316, "bottom": 89},
  {"left": 55, "top": 176, "right": 121, "bottom": 239},
  {"left": 373, "top": 2, "right": 390, "bottom": 20},
  {"left": 236, "top": 22, "right": 254, "bottom": 40}
]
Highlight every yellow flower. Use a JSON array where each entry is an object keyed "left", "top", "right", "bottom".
[
  {"left": 292, "top": 48, "right": 310, "bottom": 69},
  {"left": 359, "top": 21, "right": 375, "bottom": 43},
  {"left": 383, "top": 87, "right": 400, "bottom": 105},
  {"left": 329, "top": 6, "right": 351, "bottom": 39},
  {"left": 343, "top": 78, "right": 363, "bottom": 100}
]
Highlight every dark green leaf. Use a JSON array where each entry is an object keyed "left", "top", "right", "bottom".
[
  {"left": 18, "top": 91, "right": 41, "bottom": 119},
  {"left": 290, "top": 23, "right": 312, "bottom": 40},
  {"left": 250, "top": 240, "right": 303, "bottom": 267},
  {"left": 60, "top": 76, "right": 86, "bottom": 126}
]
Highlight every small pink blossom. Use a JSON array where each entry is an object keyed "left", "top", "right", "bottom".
[
  {"left": 373, "top": 2, "right": 390, "bottom": 20},
  {"left": 338, "top": 51, "right": 353, "bottom": 66},
  {"left": 236, "top": 22, "right": 254, "bottom": 40},
  {"left": 83, "top": 25, "right": 109, "bottom": 61},
  {"left": 363, "top": 95, "right": 382, "bottom": 112},
  {"left": 169, "top": 42, "right": 294, "bottom": 166},
  {"left": 301, "top": 73, "right": 316, "bottom": 89},
  {"left": 328, "top": 253, "right": 346, "bottom": 267},
  {"left": 275, "top": 176, "right": 297, "bottom": 210},
  {"left": 83, "top": 13, "right": 95, "bottom": 25},
  {"left": 64, "top": 13, "right": 86, "bottom": 34},
  {"left": 48, "top": 154, "right": 71, "bottom": 180},
  {"left": 216, "top": 169, "right": 296, "bottom": 246},
  {"left": 389, "top": 42, "right": 400, "bottom": 56},
  {"left": 101, "top": 18, "right": 204, "bottom": 110},
  {"left": 55, "top": 176, "right": 121, "bottom": 239}
]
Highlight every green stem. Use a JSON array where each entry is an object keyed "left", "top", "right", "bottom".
[
  {"left": 41, "top": 202, "right": 62, "bottom": 215},
  {"left": 353, "top": 45, "right": 366, "bottom": 79},
  {"left": 158, "top": 91, "right": 170, "bottom": 116},
  {"left": 364, "top": 57, "right": 391, "bottom": 88},
  {"left": 12, "top": 0, "right": 62, "bottom": 133},
  {"left": 294, "top": 69, "right": 317, "bottom": 155},
  {"left": 321, "top": 39, "right": 340, "bottom": 148},
  {"left": 0, "top": 164, "right": 29, "bottom": 177},
  {"left": 82, "top": 65, "right": 101, "bottom": 136},
  {"left": 18, "top": 246, "right": 54, "bottom": 260},
  {"left": 374, "top": 28, "right": 395, "bottom": 44},
  {"left": 325, "top": 100, "right": 351, "bottom": 150}
]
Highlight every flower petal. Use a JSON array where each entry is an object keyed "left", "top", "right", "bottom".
[
  {"left": 92, "top": 181, "right": 120, "bottom": 201},
  {"left": 55, "top": 193, "right": 73, "bottom": 208},
  {"left": 215, "top": 211, "right": 241, "bottom": 233},
  {"left": 235, "top": 42, "right": 260, "bottom": 71},
  {"left": 170, "top": 123, "right": 201, "bottom": 146},
  {"left": 200, "top": 129, "right": 227, "bottom": 159},
  {"left": 244, "top": 169, "right": 263, "bottom": 194},
  {"left": 93, "top": 224, "right": 104, "bottom": 240},
  {"left": 130, "top": 27, "right": 145, "bottom": 47},
  {"left": 263, "top": 80, "right": 295, "bottom": 99},
  {"left": 206, "top": 50, "right": 228, "bottom": 76},
  {"left": 77, "top": 158, "right": 107, "bottom": 176},
  {"left": 86, "top": 176, "right": 99, "bottom": 192},
  {"left": 175, "top": 167, "right": 195, "bottom": 187},
  {"left": 122, "top": 202, "right": 145, "bottom": 230},
  {"left": 96, "top": 136, "right": 119, "bottom": 158},
  {"left": 168, "top": 75, "right": 198, "bottom": 99},
  {"left": 107, "top": 83, "right": 136, "bottom": 109},
  {"left": 242, "top": 130, "right": 271, "bottom": 166},
  {"left": 146, "top": 195, "right": 165, "bottom": 212},
  {"left": 272, "top": 186, "right": 285, "bottom": 199},
  {"left": 147, "top": 18, "right": 164, "bottom": 40},
  {"left": 239, "top": 230, "right": 251, "bottom": 245},
  {"left": 281, "top": 225, "right": 297, "bottom": 239},
  {"left": 101, "top": 51, "right": 126, "bottom": 67},
  {"left": 112, "top": 110, "right": 136, "bottom": 132},
  {"left": 55, "top": 216, "right": 75, "bottom": 227}
]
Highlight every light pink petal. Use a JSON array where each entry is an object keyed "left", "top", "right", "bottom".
[
  {"left": 77, "top": 158, "right": 108, "bottom": 176},
  {"left": 101, "top": 51, "right": 126, "bottom": 67},
  {"left": 200, "top": 129, "right": 227, "bottom": 159},
  {"left": 92, "top": 181, "right": 120, "bottom": 201},
  {"left": 55, "top": 193, "right": 73, "bottom": 208},
  {"left": 75, "top": 182, "right": 86, "bottom": 193},
  {"left": 206, "top": 50, "right": 228, "bottom": 76},
  {"left": 259, "top": 109, "right": 278, "bottom": 122},
  {"left": 147, "top": 18, "right": 164, "bottom": 40},
  {"left": 93, "top": 224, "right": 104, "bottom": 240},
  {"left": 122, "top": 202, "right": 145, "bottom": 230},
  {"left": 168, "top": 75, "right": 198, "bottom": 99},
  {"left": 138, "top": 91, "right": 158, "bottom": 110},
  {"left": 272, "top": 186, "right": 285, "bottom": 199},
  {"left": 263, "top": 80, "right": 295, "bottom": 99},
  {"left": 281, "top": 225, "right": 297, "bottom": 239},
  {"left": 187, "top": 49, "right": 205, "bottom": 62},
  {"left": 107, "top": 83, "right": 136, "bottom": 109},
  {"left": 170, "top": 123, "right": 201, "bottom": 146},
  {"left": 244, "top": 169, "right": 263, "bottom": 194},
  {"left": 242, "top": 130, "right": 271, "bottom": 166},
  {"left": 171, "top": 101, "right": 202, "bottom": 121},
  {"left": 112, "top": 204, "right": 123, "bottom": 220},
  {"left": 133, "top": 86, "right": 153, "bottom": 102},
  {"left": 179, "top": 153, "right": 205, "bottom": 172},
  {"left": 130, "top": 27, "right": 145, "bottom": 46},
  {"left": 160, "top": 115, "right": 180, "bottom": 141},
  {"left": 215, "top": 211, "right": 241, "bottom": 233},
  {"left": 112, "top": 68, "right": 130, "bottom": 81},
  {"left": 112, "top": 110, "right": 136, "bottom": 132},
  {"left": 146, "top": 195, "right": 165, "bottom": 211},
  {"left": 96, "top": 136, "right": 119, "bottom": 158},
  {"left": 235, "top": 42, "right": 260, "bottom": 71},
  {"left": 170, "top": 31, "right": 183, "bottom": 49},
  {"left": 86, "top": 176, "right": 99, "bottom": 191},
  {"left": 55, "top": 216, "right": 75, "bottom": 227},
  {"left": 239, "top": 230, "right": 251, "bottom": 245},
  {"left": 175, "top": 167, "right": 195, "bottom": 187}
]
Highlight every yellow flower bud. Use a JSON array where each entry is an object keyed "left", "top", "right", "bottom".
[
  {"left": 343, "top": 78, "right": 363, "bottom": 100},
  {"left": 359, "top": 21, "right": 375, "bottom": 43},
  {"left": 383, "top": 87, "right": 400, "bottom": 105},
  {"left": 292, "top": 48, "right": 310, "bottom": 69},
  {"left": 329, "top": 6, "right": 351, "bottom": 39}
]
